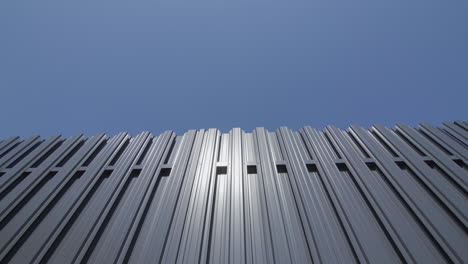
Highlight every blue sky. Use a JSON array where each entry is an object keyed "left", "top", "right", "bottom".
[{"left": 1, "top": 0, "right": 467, "bottom": 138}]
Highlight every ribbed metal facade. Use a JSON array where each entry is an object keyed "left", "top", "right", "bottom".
[{"left": 0, "top": 121, "right": 467, "bottom": 264}]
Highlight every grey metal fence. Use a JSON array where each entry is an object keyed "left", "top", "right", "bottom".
[{"left": 0, "top": 121, "right": 467, "bottom": 263}]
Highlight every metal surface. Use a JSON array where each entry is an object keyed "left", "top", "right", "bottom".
[{"left": 0, "top": 121, "right": 467, "bottom": 264}]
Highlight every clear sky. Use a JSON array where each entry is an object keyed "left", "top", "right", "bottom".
[{"left": 1, "top": 0, "right": 467, "bottom": 139}]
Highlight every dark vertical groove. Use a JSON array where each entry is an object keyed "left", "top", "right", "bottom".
[
  {"left": 347, "top": 131, "right": 370, "bottom": 158},
  {"left": 109, "top": 139, "right": 130, "bottom": 166},
  {"left": 206, "top": 163, "right": 221, "bottom": 264},
  {"left": 314, "top": 166, "right": 361, "bottom": 263},
  {"left": 38, "top": 169, "right": 113, "bottom": 263},
  {"left": 394, "top": 130, "right": 426, "bottom": 156},
  {"left": 0, "top": 170, "right": 84, "bottom": 264},
  {"left": 163, "top": 138, "right": 177, "bottom": 164},
  {"left": 80, "top": 169, "right": 141, "bottom": 264},
  {"left": 0, "top": 171, "right": 56, "bottom": 230},
  {"left": 442, "top": 129, "right": 466, "bottom": 146},
  {"left": 121, "top": 173, "right": 165, "bottom": 264},
  {"left": 55, "top": 140, "right": 85, "bottom": 167},
  {"left": 367, "top": 163, "right": 454, "bottom": 264},
  {"left": 0, "top": 172, "right": 31, "bottom": 212},
  {"left": 323, "top": 133, "right": 341, "bottom": 159},
  {"left": 418, "top": 129, "right": 453, "bottom": 155},
  {"left": 396, "top": 162, "right": 467, "bottom": 233},
  {"left": 6, "top": 141, "right": 43, "bottom": 168},
  {"left": 0, "top": 142, "right": 21, "bottom": 159},
  {"left": 82, "top": 140, "right": 107, "bottom": 167},
  {"left": 31, "top": 141, "right": 64, "bottom": 168},
  {"left": 371, "top": 130, "right": 399, "bottom": 157},
  {"left": 337, "top": 163, "right": 407, "bottom": 263},
  {"left": 136, "top": 138, "right": 153, "bottom": 165},
  {"left": 424, "top": 160, "right": 467, "bottom": 197}
]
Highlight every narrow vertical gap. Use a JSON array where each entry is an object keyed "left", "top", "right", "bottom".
[
  {"left": 80, "top": 168, "right": 142, "bottom": 263},
  {"left": 0, "top": 172, "right": 31, "bottom": 202},
  {"left": 292, "top": 132, "right": 310, "bottom": 160},
  {"left": 347, "top": 132, "right": 370, "bottom": 158},
  {"left": 441, "top": 129, "right": 466, "bottom": 146},
  {"left": 418, "top": 130, "right": 453, "bottom": 155},
  {"left": 0, "top": 170, "right": 85, "bottom": 263},
  {"left": 337, "top": 163, "right": 406, "bottom": 263},
  {"left": 454, "top": 122, "right": 468, "bottom": 132},
  {"left": 206, "top": 162, "right": 222, "bottom": 264},
  {"left": 164, "top": 138, "right": 177, "bottom": 164},
  {"left": 136, "top": 138, "right": 153, "bottom": 165},
  {"left": 39, "top": 169, "right": 112, "bottom": 263},
  {"left": 311, "top": 166, "right": 360, "bottom": 263},
  {"left": 396, "top": 161, "right": 466, "bottom": 231},
  {"left": 323, "top": 133, "right": 342, "bottom": 159},
  {"left": 0, "top": 140, "right": 17, "bottom": 152},
  {"left": 6, "top": 141, "right": 43, "bottom": 168},
  {"left": 424, "top": 161, "right": 465, "bottom": 195},
  {"left": 0, "top": 171, "right": 57, "bottom": 229},
  {"left": 109, "top": 139, "right": 130, "bottom": 166},
  {"left": 56, "top": 140, "right": 85, "bottom": 167},
  {"left": 367, "top": 162, "right": 453, "bottom": 263},
  {"left": 135, "top": 133, "right": 197, "bottom": 264},
  {"left": 394, "top": 130, "right": 426, "bottom": 156},
  {"left": 0, "top": 142, "right": 21, "bottom": 159},
  {"left": 216, "top": 134, "right": 223, "bottom": 162},
  {"left": 298, "top": 130, "right": 315, "bottom": 161},
  {"left": 290, "top": 161, "right": 320, "bottom": 262},
  {"left": 121, "top": 169, "right": 166, "bottom": 264},
  {"left": 31, "top": 141, "right": 64, "bottom": 168},
  {"left": 371, "top": 131, "right": 399, "bottom": 157},
  {"left": 200, "top": 135, "right": 224, "bottom": 264},
  {"left": 82, "top": 140, "right": 107, "bottom": 167}
]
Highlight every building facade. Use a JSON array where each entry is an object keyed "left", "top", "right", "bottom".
[{"left": 0, "top": 121, "right": 467, "bottom": 263}]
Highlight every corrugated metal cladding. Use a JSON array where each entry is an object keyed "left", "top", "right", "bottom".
[{"left": 0, "top": 122, "right": 467, "bottom": 264}]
